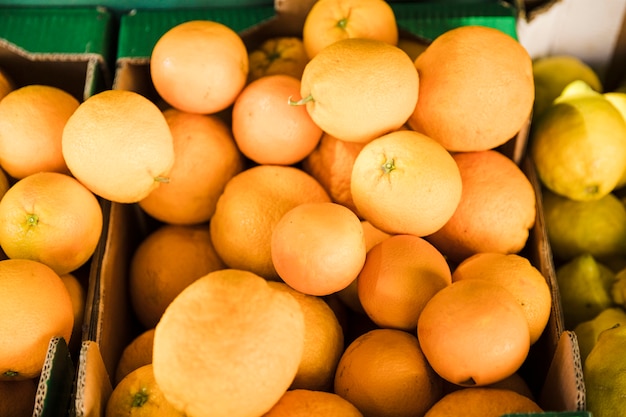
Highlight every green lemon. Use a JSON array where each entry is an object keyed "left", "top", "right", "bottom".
[
  {"left": 532, "top": 55, "right": 602, "bottom": 121},
  {"left": 584, "top": 323, "right": 626, "bottom": 417},
  {"left": 530, "top": 80, "right": 626, "bottom": 201},
  {"left": 542, "top": 188, "right": 626, "bottom": 262},
  {"left": 573, "top": 307, "right": 626, "bottom": 363},
  {"left": 556, "top": 253, "right": 616, "bottom": 329}
]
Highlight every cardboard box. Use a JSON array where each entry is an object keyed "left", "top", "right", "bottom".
[
  {"left": 74, "top": 1, "right": 585, "bottom": 416},
  {"left": 0, "top": 6, "right": 113, "bottom": 417}
]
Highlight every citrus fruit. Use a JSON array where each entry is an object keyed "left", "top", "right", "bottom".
[
  {"left": 334, "top": 328, "right": 443, "bottom": 417},
  {"left": 602, "top": 91, "right": 626, "bottom": 189},
  {"left": 138, "top": 108, "right": 243, "bottom": 225},
  {"left": 62, "top": 89, "right": 175, "bottom": 203},
  {"left": 357, "top": 234, "right": 451, "bottom": 331},
  {"left": 0, "top": 168, "right": 9, "bottom": 200},
  {"left": 350, "top": 129, "right": 462, "bottom": 236},
  {"left": 210, "top": 164, "right": 331, "bottom": 280},
  {"left": 0, "top": 259, "right": 74, "bottom": 380},
  {"left": 532, "top": 55, "right": 602, "bottom": 120},
  {"left": 452, "top": 252, "right": 551, "bottom": 345},
  {"left": 271, "top": 201, "right": 366, "bottom": 296},
  {"left": 115, "top": 328, "right": 155, "bottom": 385},
  {"left": 0, "top": 378, "right": 37, "bottom": 417},
  {"left": 409, "top": 25, "right": 534, "bottom": 152},
  {"left": 417, "top": 279, "right": 531, "bottom": 386},
  {"left": 129, "top": 223, "right": 226, "bottom": 329},
  {"left": 424, "top": 387, "right": 543, "bottom": 416},
  {"left": 541, "top": 188, "right": 626, "bottom": 262},
  {"left": 426, "top": 150, "right": 536, "bottom": 264},
  {"left": 268, "top": 281, "right": 344, "bottom": 391},
  {"left": 152, "top": 269, "right": 305, "bottom": 417},
  {"left": 301, "top": 132, "right": 366, "bottom": 215},
  {"left": 0, "top": 66, "right": 13, "bottom": 101},
  {"left": 232, "top": 74, "right": 322, "bottom": 165},
  {"left": 0, "top": 171, "right": 103, "bottom": 275},
  {"left": 60, "top": 273, "right": 86, "bottom": 348},
  {"left": 0, "top": 84, "right": 78, "bottom": 179},
  {"left": 530, "top": 80, "right": 626, "bottom": 201},
  {"left": 574, "top": 307, "right": 626, "bottom": 363},
  {"left": 293, "top": 37, "right": 418, "bottom": 143},
  {"left": 247, "top": 36, "right": 309, "bottom": 82},
  {"left": 302, "top": 0, "right": 399, "bottom": 59},
  {"left": 150, "top": 20, "right": 248, "bottom": 114},
  {"left": 106, "top": 364, "right": 185, "bottom": 417},
  {"left": 262, "top": 389, "right": 363, "bottom": 417}
]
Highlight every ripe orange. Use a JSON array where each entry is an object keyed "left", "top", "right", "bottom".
[
  {"left": 452, "top": 252, "right": 552, "bottom": 345},
  {"left": 301, "top": 132, "right": 366, "bottom": 215},
  {"left": 0, "top": 378, "right": 37, "bottom": 417},
  {"left": 152, "top": 269, "right": 305, "bottom": 417},
  {"left": 262, "top": 389, "right": 363, "bottom": 417},
  {"left": 334, "top": 328, "right": 443, "bottom": 417},
  {"left": 0, "top": 66, "right": 13, "bottom": 101},
  {"left": 350, "top": 129, "right": 462, "bottom": 236},
  {"left": 271, "top": 202, "right": 366, "bottom": 296},
  {"left": 210, "top": 165, "right": 331, "bottom": 280},
  {"left": 150, "top": 20, "right": 249, "bottom": 114},
  {"left": 0, "top": 171, "right": 103, "bottom": 275},
  {"left": 336, "top": 220, "right": 392, "bottom": 313},
  {"left": 115, "top": 328, "right": 155, "bottom": 385},
  {"left": 417, "top": 279, "right": 531, "bottom": 387},
  {"left": 268, "top": 281, "right": 344, "bottom": 391},
  {"left": 62, "top": 89, "right": 175, "bottom": 203},
  {"left": 302, "top": 0, "right": 399, "bottom": 59},
  {"left": 358, "top": 234, "right": 451, "bottom": 331},
  {"left": 60, "top": 273, "right": 86, "bottom": 349},
  {"left": 106, "top": 364, "right": 185, "bottom": 417},
  {"left": 424, "top": 387, "right": 543, "bottom": 417},
  {"left": 0, "top": 84, "right": 78, "bottom": 179},
  {"left": 232, "top": 74, "right": 323, "bottom": 165},
  {"left": 426, "top": 150, "right": 536, "bottom": 264},
  {"left": 293, "top": 37, "right": 418, "bottom": 143},
  {"left": 129, "top": 223, "right": 226, "bottom": 329},
  {"left": 409, "top": 25, "right": 534, "bottom": 152},
  {"left": 0, "top": 259, "right": 74, "bottom": 380},
  {"left": 138, "top": 108, "right": 244, "bottom": 225},
  {"left": 248, "top": 36, "right": 309, "bottom": 82}
]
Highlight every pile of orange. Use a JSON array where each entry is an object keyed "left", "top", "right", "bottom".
[{"left": 0, "top": 0, "right": 548, "bottom": 416}]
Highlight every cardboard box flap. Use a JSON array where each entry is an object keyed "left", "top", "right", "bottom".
[
  {"left": 33, "top": 337, "right": 75, "bottom": 417},
  {"left": 71, "top": 341, "right": 113, "bottom": 417}
]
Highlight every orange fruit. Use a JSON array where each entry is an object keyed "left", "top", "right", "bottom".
[
  {"left": 232, "top": 74, "right": 323, "bottom": 165},
  {"left": 0, "top": 66, "right": 13, "bottom": 101},
  {"left": 0, "top": 84, "right": 78, "bottom": 179},
  {"left": 106, "top": 364, "right": 185, "bottom": 417},
  {"left": 0, "top": 171, "right": 103, "bottom": 275},
  {"left": 408, "top": 25, "right": 534, "bottom": 152},
  {"left": 62, "top": 89, "right": 175, "bottom": 203},
  {"left": 60, "top": 273, "right": 86, "bottom": 349},
  {"left": 426, "top": 150, "right": 536, "bottom": 264},
  {"left": 262, "top": 389, "right": 363, "bottom": 417},
  {"left": 114, "top": 328, "right": 155, "bottom": 386},
  {"left": 293, "top": 37, "right": 418, "bottom": 143},
  {"left": 350, "top": 129, "right": 462, "bottom": 236},
  {"left": 452, "top": 252, "right": 552, "bottom": 345},
  {"left": 336, "top": 220, "right": 392, "bottom": 313},
  {"left": 247, "top": 36, "right": 309, "bottom": 82},
  {"left": 302, "top": 0, "right": 399, "bottom": 59},
  {"left": 334, "top": 328, "right": 443, "bottom": 417},
  {"left": 424, "top": 387, "right": 543, "bottom": 417},
  {"left": 150, "top": 20, "right": 248, "bottom": 114},
  {"left": 152, "top": 269, "right": 305, "bottom": 417},
  {"left": 301, "top": 132, "right": 366, "bottom": 215},
  {"left": 138, "top": 108, "right": 244, "bottom": 225},
  {"left": 268, "top": 281, "right": 344, "bottom": 391},
  {"left": 129, "top": 223, "right": 226, "bottom": 329},
  {"left": 0, "top": 259, "right": 74, "bottom": 380},
  {"left": 417, "top": 279, "right": 531, "bottom": 387},
  {"left": 358, "top": 234, "right": 452, "bottom": 331},
  {"left": 0, "top": 378, "right": 37, "bottom": 417},
  {"left": 0, "top": 168, "right": 9, "bottom": 200},
  {"left": 210, "top": 164, "right": 331, "bottom": 280},
  {"left": 271, "top": 202, "right": 366, "bottom": 296}
]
